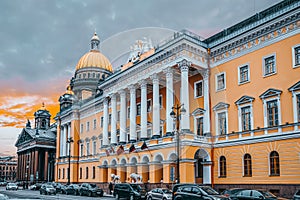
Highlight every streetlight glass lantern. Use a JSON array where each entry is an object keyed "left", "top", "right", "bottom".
[
  {"left": 180, "top": 106, "right": 186, "bottom": 115},
  {"left": 170, "top": 110, "right": 176, "bottom": 119}
]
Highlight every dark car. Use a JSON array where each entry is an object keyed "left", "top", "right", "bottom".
[
  {"left": 114, "top": 183, "right": 147, "bottom": 200},
  {"left": 79, "top": 183, "right": 103, "bottom": 197},
  {"left": 40, "top": 184, "right": 56, "bottom": 195},
  {"left": 294, "top": 190, "right": 300, "bottom": 200},
  {"left": 221, "top": 188, "right": 245, "bottom": 198},
  {"left": 147, "top": 188, "right": 172, "bottom": 200},
  {"left": 173, "top": 184, "right": 229, "bottom": 200},
  {"left": 65, "top": 184, "right": 80, "bottom": 195},
  {"left": 230, "top": 189, "right": 277, "bottom": 200}
]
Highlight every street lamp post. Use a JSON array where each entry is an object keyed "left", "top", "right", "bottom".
[
  {"left": 170, "top": 104, "right": 186, "bottom": 184},
  {"left": 67, "top": 137, "right": 74, "bottom": 185}
]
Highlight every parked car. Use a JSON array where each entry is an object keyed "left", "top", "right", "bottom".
[
  {"left": 147, "top": 188, "right": 172, "bottom": 200},
  {"left": 230, "top": 189, "right": 277, "bottom": 200},
  {"left": 65, "top": 184, "right": 80, "bottom": 195},
  {"left": 0, "top": 194, "right": 9, "bottom": 200},
  {"left": 294, "top": 190, "right": 300, "bottom": 200},
  {"left": 6, "top": 183, "right": 18, "bottom": 190},
  {"left": 221, "top": 188, "right": 245, "bottom": 198},
  {"left": 78, "top": 183, "right": 103, "bottom": 197},
  {"left": 60, "top": 184, "right": 68, "bottom": 194},
  {"left": 0, "top": 182, "right": 7, "bottom": 186},
  {"left": 55, "top": 183, "right": 64, "bottom": 193},
  {"left": 173, "top": 184, "right": 229, "bottom": 200},
  {"left": 29, "top": 183, "right": 42, "bottom": 191},
  {"left": 114, "top": 183, "right": 147, "bottom": 200},
  {"left": 39, "top": 184, "right": 56, "bottom": 195}
]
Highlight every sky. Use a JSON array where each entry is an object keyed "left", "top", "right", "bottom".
[{"left": 0, "top": 0, "right": 282, "bottom": 156}]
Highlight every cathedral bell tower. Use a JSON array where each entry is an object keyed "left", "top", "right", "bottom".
[{"left": 34, "top": 103, "right": 51, "bottom": 130}]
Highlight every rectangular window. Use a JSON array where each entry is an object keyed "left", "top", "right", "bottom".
[
  {"left": 297, "top": 94, "right": 300, "bottom": 122},
  {"left": 86, "top": 142, "right": 90, "bottom": 155},
  {"left": 196, "top": 117, "right": 204, "bottom": 136},
  {"left": 147, "top": 99, "right": 152, "bottom": 112},
  {"left": 117, "top": 111, "right": 120, "bottom": 121},
  {"left": 267, "top": 100, "right": 279, "bottom": 127},
  {"left": 80, "top": 124, "right": 83, "bottom": 133},
  {"left": 80, "top": 144, "right": 84, "bottom": 156},
  {"left": 79, "top": 168, "right": 82, "bottom": 179},
  {"left": 86, "top": 167, "right": 88, "bottom": 179},
  {"left": 93, "top": 141, "right": 96, "bottom": 155},
  {"left": 216, "top": 73, "right": 225, "bottom": 91},
  {"left": 127, "top": 107, "right": 130, "bottom": 118},
  {"left": 100, "top": 117, "right": 103, "bottom": 128},
  {"left": 218, "top": 112, "right": 227, "bottom": 135},
  {"left": 241, "top": 106, "right": 251, "bottom": 131},
  {"left": 264, "top": 55, "right": 276, "bottom": 76},
  {"left": 239, "top": 65, "right": 249, "bottom": 84},
  {"left": 294, "top": 46, "right": 300, "bottom": 67},
  {"left": 194, "top": 80, "right": 203, "bottom": 98},
  {"left": 86, "top": 122, "right": 90, "bottom": 131},
  {"left": 109, "top": 114, "right": 111, "bottom": 125},
  {"left": 62, "top": 168, "right": 65, "bottom": 179},
  {"left": 159, "top": 95, "right": 163, "bottom": 109},
  {"left": 93, "top": 119, "right": 97, "bottom": 129},
  {"left": 92, "top": 166, "right": 95, "bottom": 179},
  {"left": 137, "top": 103, "right": 141, "bottom": 116},
  {"left": 160, "top": 126, "right": 163, "bottom": 137}
]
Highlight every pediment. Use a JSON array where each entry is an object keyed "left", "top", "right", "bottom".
[
  {"left": 213, "top": 102, "right": 230, "bottom": 111},
  {"left": 192, "top": 108, "right": 205, "bottom": 116},
  {"left": 15, "top": 129, "right": 34, "bottom": 147},
  {"left": 289, "top": 81, "right": 300, "bottom": 91},
  {"left": 235, "top": 95, "right": 255, "bottom": 105},
  {"left": 259, "top": 88, "right": 282, "bottom": 99}
]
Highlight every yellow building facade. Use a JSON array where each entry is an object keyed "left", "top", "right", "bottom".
[{"left": 55, "top": 0, "right": 300, "bottom": 197}]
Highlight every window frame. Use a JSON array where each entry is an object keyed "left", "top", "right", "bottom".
[
  {"left": 243, "top": 153, "right": 252, "bottom": 177},
  {"left": 215, "top": 72, "right": 226, "bottom": 91},
  {"left": 269, "top": 151, "right": 280, "bottom": 176},
  {"left": 266, "top": 99, "right": 279, "bottom": 127},
  {"left": 194, "top": 80, "right": 203, "bottom": 98},
  {"left": 216, "top": 111, "right": 228, "bottom": 136},
  {"left": 292, "top": 44, "right": 300, "bottom": 68},
  {"left": 93, "top": 141, "right": 97, "bottom": 155},
  {"left": 147, "top": 99, "right": 152, "bottom": 112},
  {"left": 219, "top": 156, "right": 227, "bottom": 178},
  {"left": 93, "top": 119, "right": 97, "bottom": 129},
  {"left": 262, "top": 53, "right": 276, "bottom": 77},
  {"left": 86, "top": 142, "right": 90, "bottom": 156},
  {"left": 238, "top": 63, "right": 250, "bottom": 85},
  {"left": 86, "top": 121, "right": 90, "bottom": 132}
]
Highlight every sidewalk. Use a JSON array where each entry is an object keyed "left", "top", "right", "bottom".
[{"left": 103, "top": 192, "right": 114, "bottom": 198}]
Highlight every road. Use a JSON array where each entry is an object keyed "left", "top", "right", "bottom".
[{"left": 0, "top": 187, "right": 115, "bottom": 200}]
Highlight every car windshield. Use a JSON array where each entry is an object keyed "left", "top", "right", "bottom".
[
  {"left": 90, "top": 184, "right": 98, "bottom": 188},
  {"left": 162, "top": 189, "right": 172, "bottom": 194},
  {"left": 46, "top": 185, "right": 54, "bottom": 188},
  {"left": 201, "top": 187, "right": 219, "bottom": 195},
  {"left": 73, "top": 185, "right": 79, "bottom": 189},
  {"left": 260, "top": 191, "right": 276, "bottom": 198},
  {"left": 131, "top": 185, "right": 142, "bottom": 191}
]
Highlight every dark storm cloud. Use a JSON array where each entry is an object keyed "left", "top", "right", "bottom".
[{"left": 0, "top": 0, "right": 281, "bottom": 83}]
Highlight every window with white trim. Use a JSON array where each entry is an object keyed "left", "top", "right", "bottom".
[
  {"left": 109, "top": 114, "right": 111, "bottom": 125},
  {"left": 93, "top": 141, "right": 97, "bottom": 155},
  {"left": 93, "top": 119, "right": 97, "bottom": 129},
  {"left": 100, "top": 117, "right": 103, "bottom": 128},
  {"left": 127, "top": 107, "right": 130, "bottom": 118},
  {"left": 297, "top": 94, "right": 300, "bottom": 122},
  {"left": 147, "top": 99, "right": 152, "bottom": 112},
  {"left": 238, "top": 64, "right": 250, "bottom": 84},
  {"left": 263, "top": 54, "right": 276, "bottom": 76},
  {"left": 196, "top": 117, "right": 203, "bottom": 136},
  {"left": 267, "top": 100, "right": 279, "bottom": 127},
  {"left": 137, "top": 103, "right": 141, "bottom": 116},
  {"left": 292, "top": 45, "right": 300, "bottom": 68},
  {"left": 241, "top": 106, "right": 251, "bottom": 131},
  {"left": 86, "top": 142, "right": 90, "bottom": 155},
  {"left": 219, "top": 156, "right": 226, "bottom": 178},
  {"left": 80, "top": 144, "right": 83, "bottom": 156},
  {"left": 86, "top": 122, "right": 90, "bottom": 132},
  {"left": 216, "top": 72, "right": 226, "bottom": 91},
  {"left": 80, "top": 124, "right": 83, "bottom": 133},
  {"left": 217, "top": 112, "right": 227, "bottom": 135},
  {"left": 194, "top": 80, "right": 203, "bottom": 98}
]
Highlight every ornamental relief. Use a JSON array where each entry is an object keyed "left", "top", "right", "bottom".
[{"left": 211, "top": 19, "right": 300, "bottom": 65}]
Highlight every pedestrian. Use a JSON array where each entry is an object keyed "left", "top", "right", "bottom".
[{"left": 109, "top": 182, "right": 113, "bottom": 195}]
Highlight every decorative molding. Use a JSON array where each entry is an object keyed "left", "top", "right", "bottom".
[
  {"left": 213, "top": 102, "right": 230, "bottom": 111},
  {"left": 235, "top": 95, "right": 255, "bottom": 105},
  {"left": 259, "top": 88, "right": 282, "bottom": 99},
  {"left": 289, "top": 80, "right": 300, "bottom": 91},
  {"left": 192, "top": 108, "right": 206, "bottom": 116}
]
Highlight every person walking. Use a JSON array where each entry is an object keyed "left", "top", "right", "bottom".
[{"left": 109, "top": 182, "right": 113, "bottom": 195}]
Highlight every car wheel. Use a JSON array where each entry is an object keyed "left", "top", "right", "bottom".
[
  {"left": 79, "top": 191, "right": 83, "bottom": 196},
  {"left": 130, "top": 194, "right": 134, "bottom": 200},
  {"left": 148, "top": 196, "right": 152, "bottom": 200},
  {"left": 40, "top": 191, "right": 42, "bottom": 195},
  {"left": 174, "top": 197, "right": 182, "bottom": 200},
  {"left": 162, "top": 198, "right": 167, "bottom": 200},
  {"left": 88, "top": 191, "right": 92, "bottom": 197},
  {"left": 116, "top": 193, "right": 119, "bottom": 200}
]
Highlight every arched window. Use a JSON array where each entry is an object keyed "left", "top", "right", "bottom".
[
  {"left": 219, "top": 156, "right": 226, "bottom": 178},
  {"left": 58, "top": 169, "right": 61, "bottom": 179},
  {"left": 79, "top": 167, "right": 82, "bottom": 179},
  {"left": 62, "top": 168, "right": 65, "bottom": 179},
  {"left": 270, "top": 151, "right": 280, "bottom": 176},
  {"left": 243, "top": 154, "right": 252, "bottom": 177},
  {"left": 92, "top": 166, "right": 95, "bottom": 179},
  {"left": 86, "top": 167, "right": 89, "bottom": 179}
]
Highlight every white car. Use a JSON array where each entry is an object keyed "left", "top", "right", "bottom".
[
  {"left": 6, "top": 183, "right": 18, "bottom": 190},
  {"left": 147, "top": 188, "right": 172, "bottom": 200}
]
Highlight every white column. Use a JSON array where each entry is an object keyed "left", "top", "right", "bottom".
[
  {"left": 164, "top": 68, "right": 174, "bottom": 135},
  {"left": 111, "top": 94, "right": 117, "bottom": 144},
  {"left": 67, "top": 123, "right": 71, "bottom": 156},
  {"left": 103, "top": 98, "right": 109, "bottom": 146},
  {"left": 63, "top": 125, "right": 67, "bottom": 156},
  {"left": 151, "top": 74, "right": 160, "bottom": 138},
  {"left": 119, "top": 90, "right": 127, "bottom": 144},
  {"left": 129, "top": 85, "right": 137, "bottom": 142},
  {"left": 203, "top": 71, "right": 210, "bottom": 135},
  {"left": 60, "top": 126, "right": 64, "bottom": 156},
  {"left": 139, "top": 80, "right": 148, "bottom": 139},
  {"left": 178, "top": 59, "right": 191, "bottom": 131}
]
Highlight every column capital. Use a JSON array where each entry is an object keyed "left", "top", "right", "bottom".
[
  {"left": 118, "top": 89, "right": 126, "bottom": 97},
  {"left": 110, "top": 93, "right": 117, "bottom": 101},
  {"left": 150, "top": 73, "right": 159, "bottom": 84},
  {"left": 138, "top": 79, "right": 147, "bottom": 89},
  {"left": 163, "top": 67, "right": 174, "bottom": 78},
  {"left": 103, "top": 97, "right": 109, "bottom": 105},
  {"left": 178, "top": 59, "right": 191, "bottom": 72},
  {"left": 202, "top": 69, "right": 209, "bottom": 79},
  {"left": 128, "top": 84, "right": 137, "bottom": 92}
]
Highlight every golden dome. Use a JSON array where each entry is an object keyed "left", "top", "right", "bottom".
[{"left": 75, "top": 50, "right": 113, "bottom": 72}]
